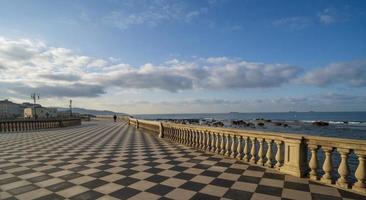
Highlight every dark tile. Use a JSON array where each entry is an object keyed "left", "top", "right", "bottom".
[
  {"left": 225, "top": 168, "right": 245, "bottom": 175},
  {"left": 224, "top": 189, "right": 252, "bottom": 200},
  {"left": 247, "top": 165, "right": 265, "bottom": 172},
  {"left": 145, "top": 175, "right": 169, "bottom": 183},
  {"left": 263, "top": 172, "right": 285, "bottom": 180},
  {"left": 90, "top": 171, "right": 112, "bottom": 178},
  {"left": 338, "top": 189, "right": 366, "bottom": 200},
  {"left": 146, "top": 184, "right": 175, "bottom": 195},
  {"left": 34, "top": 193, "right": 65, "bottom": 200},
  {"left": 284, "top": 181, "right": 310, "bottom": 192},
  {"left": 59, "top": 173, "right": 83, "bottom": 180},
  {"left": 170, "top": 166, "right": 188, "bottom": 172},
  {"left": 238, "top": 175, "right": 261, "bottom": 184},
  {"left": 70, "top": 190, "right": 104, "bottom": 200},
  {"left": 255, "top": 185, "right": 282, "bottom": 197},
  {"left": 7, "top": 184, "right": 39, "bottom": 195},
  {"left": 193, "top": 164, "right": 211, "bottom": 169},
  {"left": 46, "top": 181, "right": 75, "bottom": 192},
  {"left": 118, "top": 169, "right": 139, "bottom": 176},
  {"left": 0, "top": 177, "right": 21, "bottom": 185},
  {"left": 120, "top": 163, "right": 138, "bottom": 168},
  {"left": 210, "top": 178, "right": 235, "bottom": 187},
  {"left": 110, "top": 187, "right": 140, "bottom": 199},
  {"left": 13, "top": 169, "right": 35, "bottom": 176},
  {"left": 81, "top": 179, "right": 108, "bottom": 189},
  {"left": 311, "top": 193, "right": 342, "bottom": 200},
  {"left": 215, "top": 162, "right": 232, "bottom": 168},
  {"left": 201, "top": 170, "right": 221, "bottom": 177},
  {"left": 69, "top": 166, "right": 89, "bottom": 172},
  {"left": 28, "top": 175, "right": 53, "bottom": 183},
  {"left": 180, "top": 181, "right": 206, "bottom": 191},
  {"left": 115, "top": 177, "right": 140, "bottom": 186},
  {"left": 191, "top": 193, "right": 220, "bottom": 200},
  {"left": 145, "top": 162, "right": 161, "bottom": 167},
  {"left": 174, "top": 172, "right": 196, "bottom": 181},
  {"left": 42, "top": 167, "right": 63, "bottom": 174}
]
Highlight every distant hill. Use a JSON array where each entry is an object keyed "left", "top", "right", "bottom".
[{"left": 56, "top": 107, "right": 127, "bottom": 116}]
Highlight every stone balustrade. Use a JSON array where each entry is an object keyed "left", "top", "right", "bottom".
[
  {"left": 127, "top": 117, "right": 366, "bottom": 194},
  {"left": 0, "top": 118, "right": 81, "bottom": 133}
]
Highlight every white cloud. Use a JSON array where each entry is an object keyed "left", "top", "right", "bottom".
[
  {"left": 272, "top": 17, "right": 310, "bottom": 30},
  {"left": 298, "top": 60, "right": 366, "bottom": 87},
  {"left": 102, "top": 0, "right": 215, "bottom": 29},
  {"left": 319, "top": 8, "right": 337, "bottom": 24}
]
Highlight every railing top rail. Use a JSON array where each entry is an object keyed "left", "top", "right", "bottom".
[
  {"left": 130, "top": 118, "right": 366, "bottom": 148},
  {"left": 0, "top": 118, "right": 81, "bottom": 123}
]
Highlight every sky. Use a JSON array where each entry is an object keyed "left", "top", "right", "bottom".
[{"left": 0, "top": 0, "right": 366, "bottom": 114}]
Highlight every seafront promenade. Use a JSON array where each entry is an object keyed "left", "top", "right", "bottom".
[{"left": 1, "top": 121, "right": 365, "bottom": 200}]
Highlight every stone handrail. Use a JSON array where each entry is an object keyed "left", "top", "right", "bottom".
[
  {"left": 0, "top": 118, "right": 81, "bottom": 133},
  {"left": 127, "top": 117, "right": 366, "bottom": 194}
]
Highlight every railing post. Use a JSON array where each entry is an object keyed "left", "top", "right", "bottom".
[
  {"left": 159, "top": 122, "right": 164, "bottom": 138},
  {"left": 281, "top": 136, "right": 308, "bottom": 177},
  {"left": 308, "top": 145, "right": 319, "bottom": 180},
  {"left": 336, "top": 148, "right": 350, "bottom": 188},
  {"left": 354, "top": 151, "right": 366, "bottom": 193}
]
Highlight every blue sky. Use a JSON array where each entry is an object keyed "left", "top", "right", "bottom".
[{"left": 0, "top": 0, "right": 366, "bottom": 114}]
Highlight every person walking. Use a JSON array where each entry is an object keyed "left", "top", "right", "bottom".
[{"left": 113, "top": 115, "right": 117, "bottom": 122}]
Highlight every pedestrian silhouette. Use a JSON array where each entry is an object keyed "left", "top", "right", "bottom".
[{"left": 113, "top": 115, "right": 117, "bottom": 122}]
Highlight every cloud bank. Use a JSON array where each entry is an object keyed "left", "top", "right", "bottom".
[{"left": 0, "top": 36, "right": 365, "bottom": 99}]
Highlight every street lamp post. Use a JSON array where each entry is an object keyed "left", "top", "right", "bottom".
[
  {"left": 31, "top": 93, "right": 40, "bottom": 120},
  {"left": 69, "top": 99, "right": 72, "bottom": 118}
]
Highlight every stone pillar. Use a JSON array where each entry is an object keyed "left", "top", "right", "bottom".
[
  {"left": 281, "top": 136, "right": 307, "bottom": 177},
  {"left": 230, "top": 135, "right": 237, "bottom": 158},
  {"left": 336, "top": 148, "right": 350, "bottom": 188},
  {"left": 265, "top": 140, "right": 274, "bottom": 168},
  {"left": 210, "top": 132, "right": 216, "bottom": 152},
  {"left": 257, "top": 138, "right": 265, "bottom": 165},
  {"left": 243, "top": 137, "right": 250, "bottom": 162},
  {"left": 236, "top": 136, "right": 243, "bottom": 160},
  {"left": 321, "top": 147, "right": 334, "bottom": 184},
  {"left": 225, "top": 134, "right": 231, "bottom": 157},
  {"left": 215, "top": 133, "right": 220, "bottom": 154},
  {"left": 220, "top": 134, "right": 226, "bottom": 155},
  {"left": 250, "top": 138, "right": 257, "bottom": 164},
  {"left": 354, "top": 151, "right": 366, "bottom": 193},
  {"left": 159, "top": 122, "right": 164, "bottom": 138},
  {"left": 308, "top": 145, "right": 319, "bottom": 180}
]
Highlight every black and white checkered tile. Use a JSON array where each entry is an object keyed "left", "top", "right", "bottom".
[{"left": 1, "top": 121, "right": 365, "bottom": 200}]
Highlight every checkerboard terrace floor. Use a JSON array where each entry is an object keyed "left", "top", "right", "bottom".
[{"left": 1, "top": 121, "right": 366, "bottom": 200}]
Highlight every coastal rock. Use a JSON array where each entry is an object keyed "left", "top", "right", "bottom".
[
  {"left": 312, "top": 121, "right": 329, "bottom": 126},
  {"left": 257, "top": 122, "right": 265, "bottom": 127}
]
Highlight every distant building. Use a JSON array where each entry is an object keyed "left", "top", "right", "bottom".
[
  {"left": 24, "top": 107, "right": 57, "bottom": 119},
  {"left": 0, "top": 99, "right": 25, "bottom": 119}
]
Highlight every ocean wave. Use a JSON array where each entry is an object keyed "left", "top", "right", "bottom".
[{"left": 301, "top": 120, "right": 366, "bottom": 126}]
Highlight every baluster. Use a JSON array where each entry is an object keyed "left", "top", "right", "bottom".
[
  {"left": 189, "top": 130, "right": 193, "bottom": 146},
  {"left": 198, "top": 131, "right": 202, "bottom": 149},
  {"left": 250, "top": 138, "right": 257, "bottom": 164},
  {"left": 336, "top": 148, "right": 350, "bottom": 188},
  {"left": 236, "top": 135, "right": 243, "bottom": 160},
  {"left": 230, "top": 135, "right": 237, "bottom": 158},
  {"left": 265, "top": 140, "right": 274, "bottom": 167},
  {"left": 202, "top": 131, "right": 207, "bottom": 150},
  {"left": 215, "top": 133, "right": 220, "bottom": 154},
  {"left": 225, "top": 134, "right": 231, "bottom": 156},
  {"left": 210, "top": 132, "right": 216, "bottom": 152},
  {"left": 257, "top": 138, "right": 265, "bottom": 165},
  {"left": 206, "top": 131, "right": 211, "bottom": 151},
  {"left": 321, "top": 147, "right": 334, "bottom": 184},
  {"left": 354, "top": 152, "right": 366, "bottom": 192},
  {"left": 275, "top": 140, "right": 284, "bottom": 168},
  {"left": 183, "top": 129, "right": 188, "bottom": 145},
  {"left": 243, "top": 136, "right": 250, "bottom": 162},
  {"left": 220, "top": 134, "right": 226, "bottom": 155},
  {"left": 196, "top": 131, "right": 200, "bottom": 148}
]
